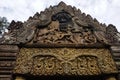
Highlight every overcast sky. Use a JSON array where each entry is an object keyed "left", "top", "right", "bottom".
[{"left": 0, "top": 0, "right": 120, "bottom": 31}]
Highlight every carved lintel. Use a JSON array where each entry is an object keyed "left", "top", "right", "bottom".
[{"left": 14, "top": 48, "right": 118, "bottom": 76}]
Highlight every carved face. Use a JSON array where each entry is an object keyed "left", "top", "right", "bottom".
[
  {"left": 52, "top": 10, "right": 72, "bottom": 23},
  {"left": 52, "top": 10, "right": 73, "bottom": 32}
]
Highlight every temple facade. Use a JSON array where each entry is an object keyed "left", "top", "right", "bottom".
[{"left": 0, "top": 2, "right": 120, "bottom": 80}]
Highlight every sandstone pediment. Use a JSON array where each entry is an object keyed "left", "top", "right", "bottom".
[
  {"left": 0, "top": 2, "right": 119, "bottom": 80},
  {"left": 1, "top": 1, "right": 119, "bottom": 47}
]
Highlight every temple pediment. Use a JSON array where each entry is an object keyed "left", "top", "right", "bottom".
[
  {"left": 1, "top": 1, "right": 117, "bottom": 47},
  {"left": 0, "top": 2, "right": 119, "bottom": 80}
]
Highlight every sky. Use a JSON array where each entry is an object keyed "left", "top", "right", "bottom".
[{"left": 0, "top": 0, "right": 120, "bottom": 31}]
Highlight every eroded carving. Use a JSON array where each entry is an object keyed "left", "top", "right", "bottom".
[
  {"left": 31, "top": 55, "right": 57, "bottom": 75},
  {"left": 14, "top": 48, "right": 117, "bottom": 75},
  {"left": 0, "top": 20, "right": 36, "bottom": 44},
  {"left": 0, "top": 2, "right": 119, "bottom": 80},
  {"left": 33, "top": 11, "right": 97, "bottom": 45},
  {"left": 106, "top": 24, "right": 120, "bottom": 44},
  {"left": 0, "top": 2, "right": 110, "bottom": 46}
]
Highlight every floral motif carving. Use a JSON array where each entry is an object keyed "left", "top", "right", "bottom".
[
  {"left": 31, "top": 55, "right": 57, "bottom": 75},
  {"left": 13, "top": 48, "right": 117, "bottom": 75}
]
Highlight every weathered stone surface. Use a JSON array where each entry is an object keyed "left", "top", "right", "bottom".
[
  {"left": 110, "top": 46, "right": 120, "bottom": 52},
  {"left": 0, "top": 1, "right": 119, "bottom": 80},
  {"left": 0, "top": 1, "right": 118, "bottom": 47},
  {"left": 110, "top": 45, "right": 120, "bottom": 79},
  {"left": 0, "top": 77, "right": 12, "bottom": 80},
  {"left": 0, "top": 45, "right": 19, "bottom": 52},
  {"left": 106, "top": 24, "right": 120, "bottom": 45},
  {"left": 0, "top": 45, "right": 19, "bottom": 80},
  {"left": 14, "top": 48, "right": 117, "bottom": 75},
  {"left": 0, "top": 52, "right": 17, "bottom": 57}
]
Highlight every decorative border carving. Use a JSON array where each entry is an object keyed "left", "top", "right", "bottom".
[{"left": 14, "top": 48, "right": 117, "bottom": 75}]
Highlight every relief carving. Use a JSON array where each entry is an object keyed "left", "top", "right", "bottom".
[
  {"left": 0, "top": 2, "right": 110, "bottom": 46},
  {"left": 0, "top": 21, "right": 36, "bottom": 44},
  {"left": 106, "top": 24, "right": 120, "bottom": 44},
  {"left": 31, "top": 55, "right": 57, "bottom": 75},
  {"left": 34, "top": 11, "right": 97, "bottom": 45},
  {"left": 0, "top": 2, "right": 119, "bottom": 80},
  {"left": 13, "top": 48, "right": 117, "bottom": 76},
  {"left": 77, "top": 56, "right": 101, "bottom": 75}
]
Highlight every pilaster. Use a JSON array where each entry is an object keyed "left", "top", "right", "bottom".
[{"left": 0, "top": 45, "right": 19, "bottom": 80}]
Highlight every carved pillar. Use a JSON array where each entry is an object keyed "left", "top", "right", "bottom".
[
  {"left": 15, "top": 76, "right": 26, "bottom": 80},
  {"left": 110, "top": 45, "right": 120, "bottom": 80},
  {"left": 0, "top": 45, "right": 19, "bottom": 80}
]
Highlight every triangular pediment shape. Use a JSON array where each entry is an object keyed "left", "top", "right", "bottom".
[{"left": 0, "top": 1, "right": 119, "bottom": 47}]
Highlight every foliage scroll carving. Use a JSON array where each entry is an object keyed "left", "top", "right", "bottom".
[{"left": 13, "top": 48, "right": 117, "bottom": 75}]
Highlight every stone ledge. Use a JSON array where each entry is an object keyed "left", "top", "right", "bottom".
[
  {"left": 112, "top": 52, "right": 120, "bottom": 57},
  {"left": 0, "top": 70, "right": 13, "bottom": 74},
  {"left": 0, "top": 77, "right": 11, "bottom": 80},
  {"left": 0, "top": 52, "right": 17, "bottom": 57},
  {"left": 110, "top": 46, "right": 120, "bottom": 52},
  {"left": 0, "top": 45, "right": 19, "bottom": 52},
  {"left": 0, "top": 75, "right": 11, "bottom": 78}
]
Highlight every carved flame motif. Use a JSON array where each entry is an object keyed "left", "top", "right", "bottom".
[{"left": 35, "top": 11, "right": 97, "bottom": 45}]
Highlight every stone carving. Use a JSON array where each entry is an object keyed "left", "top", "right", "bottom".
[
  {"left": 31, "top": 10, "right": 98, "bottom": 45},
  {"left": 0, "top": 1, "right": 118, "bottom": 80},
  {"left": 31, "top": 55, "right": 57, "bottom": 75},
  {"left": 35, "top": 22, "right": 97, "bottom": 45},
  {"left": 0, "top": 2, "right": 119, "bottom": 80},
  {"left": 0, "top": 20, "right": 36, "bottom": 44},
  {"left": 31, "top": 55, "right": 101, "bottom": 75},
  {"left": 0, "top": 1, "right": 110, "bottom": 47},
  {"left": 106, "top": 24, "right": 120, "bottom": 44},
  {"left": 13, "top": 48, "right": 117, "bottom": 75}
]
